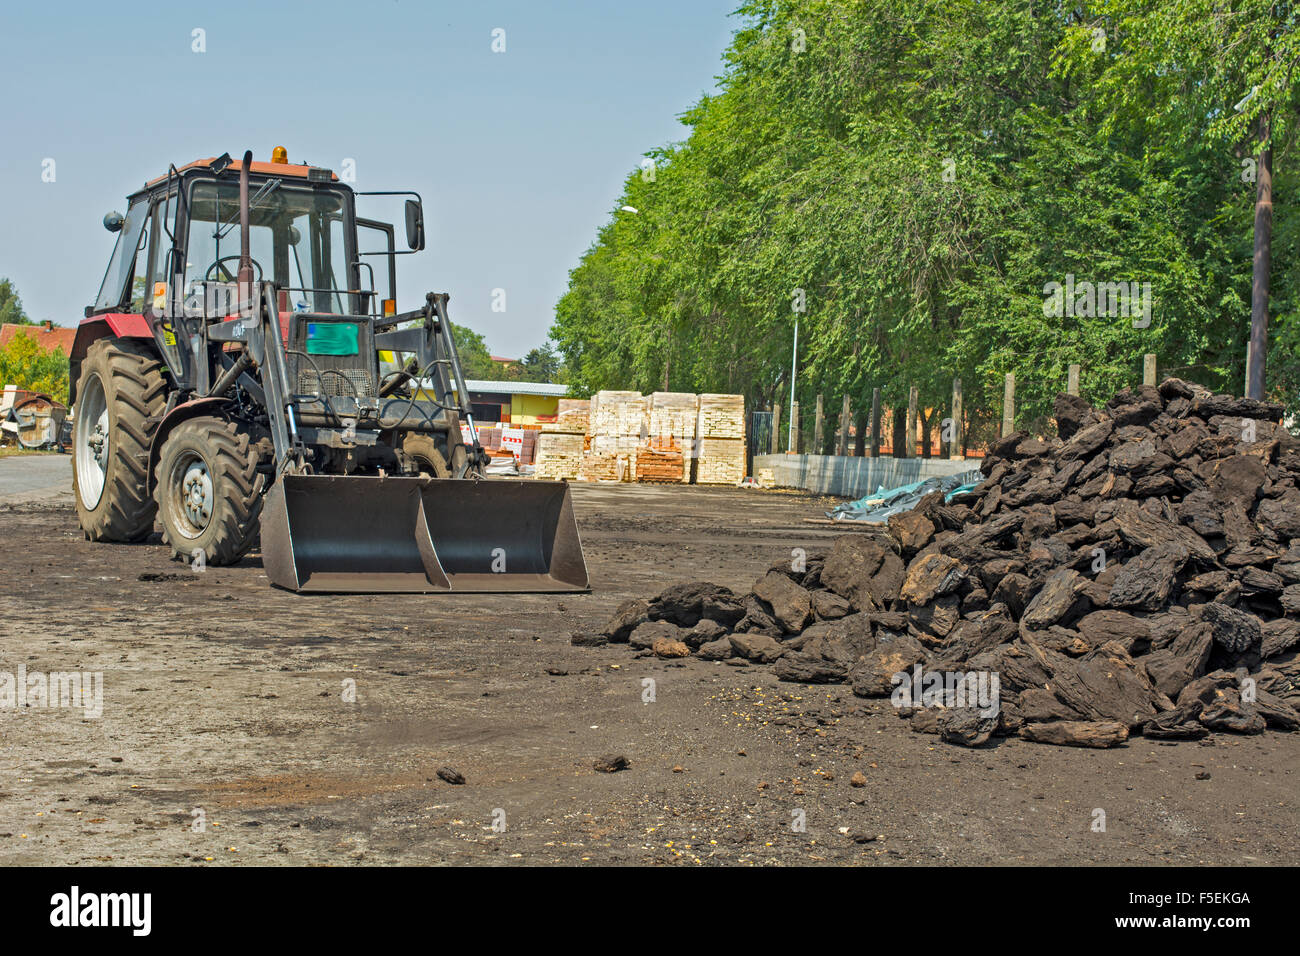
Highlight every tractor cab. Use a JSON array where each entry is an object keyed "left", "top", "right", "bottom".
[
  {"left": 81, "top": 151, "right": 452, "bottom": 441},
  {"left": 93, "top": 152, "right": 403, "bottom": 319}
]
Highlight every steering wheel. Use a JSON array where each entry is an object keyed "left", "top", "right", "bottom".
[{"left": 205, "top": 255, "right": 264, "bottom": 283}]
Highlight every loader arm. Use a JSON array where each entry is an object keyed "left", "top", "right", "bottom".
[{"left": 428, "top": 292, "right": 489, "bottom": 477}]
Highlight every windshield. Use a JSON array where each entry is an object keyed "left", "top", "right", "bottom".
[
  {"left": 185, "top": 179, "right": 352, "bottom": 313},
  {"left": 94, "top": 200, "right": 150, "bottom": 310}
]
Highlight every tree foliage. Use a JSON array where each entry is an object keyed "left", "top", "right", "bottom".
[
  {"left": 450, "top": 322, "right": 497, "bottom": 380},
  {"left": 451, "top": 322, "right": 565, "bottom": 383},
  {"left": 0, "top": 330, "right": 69, "bottom": 404},
  {"left": 0, "top": 277, "right": 34, "bottom": 326},
  {"left": 552, "top": 0, "right": 1300, "bottom": 434}
]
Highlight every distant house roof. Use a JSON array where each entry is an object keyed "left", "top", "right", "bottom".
[
  {"left": 0, "top": 322, "right": 76, "bottom": 356},
  {"left": 463, "top": 380, "right": 569, "bottom": 397},
  {"left": 489, "top": 355, "right": 520, "bottom": 364}
]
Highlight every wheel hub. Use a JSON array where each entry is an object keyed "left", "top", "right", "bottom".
[
  {"left": 180, "top": 461, "right": 213, "bottom": 532},
  {"left": 88, "top": 419, "right": 107, "bottom": 468},
  {"left": 74, "top": 373, "right": 109, "bottom": 510}
]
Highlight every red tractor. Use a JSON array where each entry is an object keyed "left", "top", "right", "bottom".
[{"left": 70, "top": 149, "right": 587, "bottom": 593}]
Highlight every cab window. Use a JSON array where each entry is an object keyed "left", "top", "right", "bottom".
[
  {"left": 94, "top": 200, "right": 149, "bottom": 311},
  {"left": 184, "top": 180, "right": 350, "bottom": 314}
]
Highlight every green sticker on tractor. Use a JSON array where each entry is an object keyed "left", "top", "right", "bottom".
[{"left": 306, "top": 322, "right": 359, "bottom": 356}]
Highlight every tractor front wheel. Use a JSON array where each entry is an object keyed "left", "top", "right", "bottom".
[
  {"left": 402, "top": 434, "right": 451, "bottom": 478},
  {"left": 155, "top": 417, "right": 263, "bottom": 566},
  {"left": 73, "top": 339, "right": 168, "bottom": 541}
]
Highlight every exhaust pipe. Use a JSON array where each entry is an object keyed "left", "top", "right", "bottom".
[{"left": 238, "top": 149, "right": 253, "bottom": 296}]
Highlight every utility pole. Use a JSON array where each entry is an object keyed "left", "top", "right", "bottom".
[
  {"left": 1001, "top": 373, "right": 1015, "bottom": 438},
  {"left": 813, "top": 394, "right": 824, "bottom": 455},
  {"left": 787, "top": 314, "right": 798, "bottom": 449}
]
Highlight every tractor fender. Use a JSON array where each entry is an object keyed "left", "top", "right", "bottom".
[
  {"left": 146, "top": 397, "right": 231, "bottom": 496},
  {"left": 69, "top": 314, "right": 156, "bottom": 406}
]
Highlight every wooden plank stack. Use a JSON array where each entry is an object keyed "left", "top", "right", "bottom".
[
  {"left": 534, "top": 399, "right": 589, "bottom": 480},
  {"left": 696, "top": 393, "right": 745, "bottom": 439},
  {"left": 584, "top": 391, "right": 645, "bottom": 482},
  {"left": 590, "top": 391, "right": 645, "bottom": 438},
  {"left": 693, "top": 393, "right": 746, "bottom": 485},
  {"left": 534, "top": 432, "right": 583, "bottom": 479},
  {"left": 637, "top": 392, "right": 697, "bottom": 483},
  {"left": 579, "top": 452, "right": 630, "bottom": 482},
  {"left": 541, "top": 398, "right": 591, "bottom": 435},
  {"left": 537, "top": 389, "right": 745, "bottom": 485},
  {"left": 636, "top": 439, "right": 685, "bottom": 483}
]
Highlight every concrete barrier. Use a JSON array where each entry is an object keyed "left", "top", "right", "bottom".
[{"left": 752, "top": 453, "right": 977, "bottom": 499}]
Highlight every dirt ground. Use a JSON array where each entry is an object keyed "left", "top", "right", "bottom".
[{"left": 1, "top": 482, "right": 1297, "bottom": 866}]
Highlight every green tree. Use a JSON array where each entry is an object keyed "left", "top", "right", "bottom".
[
  {"left": 449, "top": 322, "right": 496, "bottom": 380},
  {"left": 553, "top": 0, "right": 1300, "bottom": 431},
  {"left": 0, "top": 277, "right": 33, "bottom": 326},
  {"left": 520, "top": 344, "right": 562, "bottom": 382},
  {"left": 0, "top": 330, "right": 69, "bottom": 404}
]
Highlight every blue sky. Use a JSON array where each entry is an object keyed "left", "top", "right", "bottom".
[{"left": 0, "top": 0, "right": 738, "bottom": 356}]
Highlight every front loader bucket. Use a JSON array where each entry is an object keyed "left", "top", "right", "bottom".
[
  {"left": 260, "top": 475, "right": 589, "bottom": 594},
  {"left": 415, "top": 478, "right": 590, "bottom": 592}
]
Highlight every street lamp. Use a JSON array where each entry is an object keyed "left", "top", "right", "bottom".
[{"left": 788, "top": 315, "right": 798, "bottom": 451}]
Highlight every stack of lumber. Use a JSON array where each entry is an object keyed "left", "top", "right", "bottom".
[
  {"left": 694, "top": 393, "right": 747, "bottom": 485},
  {"left": 590, "top": 391, "right": 645, "bottom": 438},
  {"left": 541, "top": 398, "right": 591, "bottom": 435},
  {"left": 535, "top": 432, "right": 585, "bottom": 478},
  {"left": 647, "top": 392, "right": 698, "bottom": 443},
  {"left": 579, "top": 452, "right": 631, "bottom": 482},
  {"left": 583, "top": 391, "right": 645, "bottom": 482},
  {"left": 696, "top": 393, "right": 745, "bottom": 439},
  {"left": 637, "top": 438, "right": 687, "bottom": 483},
  {"left": 535, "top": 399, "right": 590, "bottom": 480},
  {"left": 638, "top": 392, "right": 698, "bottom": 483}
]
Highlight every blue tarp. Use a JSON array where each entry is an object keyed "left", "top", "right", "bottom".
[{"left": 825, "top": 469, "right": 983, "bottom": 523}]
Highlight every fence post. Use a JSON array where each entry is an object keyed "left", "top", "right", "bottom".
[
  {"left": 1002, "top": 373, "right": 1015, "bottom": 438},
  {"left": 771, "top": 403, "right": 782, "bottom": 454},
  {"left": 870, "top": 387, "right": 881, "bottom": 457},
  {"left": 790, "top": 400, "right": 800, "bottom": 454},
  {"left": 837, "top": 395, "right": 851, "bottom": 456},
  {"left": 906, "top": 386, "right": 918, "bottom": 460},
  {"left": 1143, "top": 354, "right": 1157, "bottom": 387},
  {"left": 949, "top": 377, "right": 963, "bottom": 460},
  {"left": 1068, "top": 364, "right": 1080, "bottom": 396},
  {"left": 813, "top": 394, "right": 824, "bottom": 455}
]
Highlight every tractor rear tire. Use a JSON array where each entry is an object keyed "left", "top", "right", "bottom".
[
  {"left": 73, "top": 338, "right": 168, "bottom": 542},
  {"left": 155, "top": 417, "right": 263, "bottom": 566},
  {"left": 402, "top": 434, "right": 450, "bottom": 478}
]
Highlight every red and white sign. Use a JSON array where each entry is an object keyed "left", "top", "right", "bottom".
[{"left": 500, "top": 427, "right": 525, "bottom": 458}]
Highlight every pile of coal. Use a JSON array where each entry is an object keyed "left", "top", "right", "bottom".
[{"left": 581, "top": 380, "right": 1300, "bottom": 748}]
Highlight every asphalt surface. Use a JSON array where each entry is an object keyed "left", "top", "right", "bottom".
[{"left": 0, "top": 453, "right": 73, "bottom": 504}]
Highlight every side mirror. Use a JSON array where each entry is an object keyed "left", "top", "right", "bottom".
[
  {"left": 404, "top": 199, "right": 425, "bottom": 251},
  {"left": 103, "top": 211, "right": 125, "bottom": 233}
]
